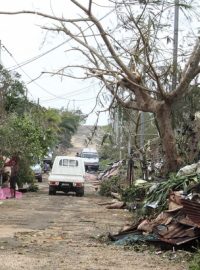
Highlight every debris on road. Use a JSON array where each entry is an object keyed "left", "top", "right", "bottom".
[
  {"left": 109, "top": 190, "right": 200, "bottom": 247},
  {"left": 106, "top": 201, "right": 125, "bottom": 209},
  {"left": 96, "top": 161, "right": 200, "bottom": 248},
  {"left": 98, "top": 160, "right": 124, "bottom": 181},
  {"left": 177, "top": 161, "right": 200, "bottom": 176}
]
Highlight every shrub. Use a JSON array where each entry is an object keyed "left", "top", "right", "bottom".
[
  {"left": 99, "top": 158, "right": 113, "bottom": 171},
  {"left": 189, "top": 249, "right": 200, "bottom": 270},
  {"left": 145, "top": 173, "right": 200, "bottom": 213},
  {"left": 121, "top": 185, "right": 147, "bottom": 203},
  {"left": 99, "top": 176, "right": 122, "bottom": 196},
  {"left": 27, "top": 183, "right": 39, "bottom": 192},
  {"left": 17, "top": 158, "right": 35, "bottom": 187}
]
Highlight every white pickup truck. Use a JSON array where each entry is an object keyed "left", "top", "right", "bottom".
[
  {"left": 48, "top": 156, "right": 85, "bottom": 196},
  {"left": 80, "top": 148, "right": 99, "bottom": 171}
]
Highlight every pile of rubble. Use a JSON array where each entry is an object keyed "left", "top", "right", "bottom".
[
  {"left": 103, "top": 162, "right": 200, "bottom": 247},
  {"left": 109, "top": 191, "right": 200, "bottom": 246},
  {"left": 98, "top": 160, "right": 124, "bottom": 180}
]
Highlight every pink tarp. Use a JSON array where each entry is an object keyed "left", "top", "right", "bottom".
[{"left": 0, "top": 188, "right": 22, "bottom": 200}]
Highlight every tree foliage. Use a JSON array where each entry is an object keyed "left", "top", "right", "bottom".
[
  {"left": 0, "top": 114, "right": 46, "bottom": 161},
  {"left": 0, "top": 64, "right": 84, "bottom": 185},
  {"left": 0, "top": 65, "right": 27, "bottom": 117},
  {"left": 59, "top": 109, "right": 85, "bottom": 147}
]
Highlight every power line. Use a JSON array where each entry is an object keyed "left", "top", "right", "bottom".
[
  {"left": 5, "top": 7, "right": 116, "bottom": 71},
  {"left": 41, "top": 82, "right": 100, "bottom": 101},
  {"left": 2, "top": 44, "right": 60, "bottom": 98},
  {"left": 3, "top": 44, "right": 102, "bottom": 102},
  {"left": 6, "top": 41, "right": 67, "bottom": 71},
  {"left": 1, "top": 6, "right": 116, "bottom": 104},
  {"left": 41, "top": 96, "right": 97, "bottom": 104}
]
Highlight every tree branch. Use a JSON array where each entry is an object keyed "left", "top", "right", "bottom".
[
  {"left": 42, "top": 71, "right": 90, "bottom": 80},
  {"left": 194, "top": 65, "right": 200, "bottom": 77},
  {"left": 88, "top": 0, "right": 92, "bottom": 15},
  {"left": 42, "top": 25, "right": 113, "bottom": 72},
  {"left": 71, "top": 0, "right": 139, "bottom": 81},
  {"left": 128, "top": 9, "right": 165, "bottom": 98},
  {"left": 0, "top": 10, "right": 90, "bottom": 23},
  {"left": 168, "top": 38, "right": 200, "bottom": 102},
  {"left": 64, "top": 47, "right": 96, "bottom": 66}
]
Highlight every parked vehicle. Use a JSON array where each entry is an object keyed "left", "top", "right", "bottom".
[
  {"left": 48, "top": 156, "right": 85, "bottom": 196},
  {"left": 43, "top": 157, "right": 53, "bottom": 169},
  {"left": 31, "top": 163, "right": 43, "bottom": 182},
  {"left": 80, "top": 148, "right": 99, "bottom": 171}
]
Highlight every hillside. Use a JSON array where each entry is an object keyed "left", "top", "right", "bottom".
[{"left": 67, "top": 125, "right": 103, "bottom": 156}]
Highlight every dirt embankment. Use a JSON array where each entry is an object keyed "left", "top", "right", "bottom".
[{"left": 67, "top": 125, "right": 103, "bottom": 156}]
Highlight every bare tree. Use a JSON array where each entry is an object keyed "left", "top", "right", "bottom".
[{"left": 0, "top": 0, "right": 200, "bottom": 173}]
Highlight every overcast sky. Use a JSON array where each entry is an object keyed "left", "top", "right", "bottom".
[
  {"left": 0, "top": 0, "right": 110, "bottom": 125},
  {"left": 0, "top": 1, "right": 199, "bottom": 126}
]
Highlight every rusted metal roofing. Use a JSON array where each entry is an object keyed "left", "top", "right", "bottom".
[
  {"left": 181, "top": 199, "right": 200, "bottom": 227},
  {"left": 155, "top": 223, "right": 200, "bottom": 238},
  {"left": 178, "top": 216, "right": 198, "bottom": 227},
  {"left": 155, "top": 223, "right": 185, "bottom": 238},
  {"left": 111, "top": 198, "right": 200, "bottom": 247},
  {"left": 159, "top": 235, "right": 200, "bottom": 245}
]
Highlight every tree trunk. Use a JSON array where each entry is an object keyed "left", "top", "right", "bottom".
[{"left": 155, "top": 102, "right": 180, "bottom": 174}]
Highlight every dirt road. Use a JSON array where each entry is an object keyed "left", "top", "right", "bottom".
[{"left": 0, "top": 175, "right": 188, "bottom": 270}]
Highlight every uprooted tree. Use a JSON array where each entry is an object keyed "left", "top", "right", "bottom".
[{"left": 1, "top": 0, "right": 200, "bottom": 173}]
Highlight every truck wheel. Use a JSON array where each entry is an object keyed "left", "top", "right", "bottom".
[
  {"left": 76, "top": 192, "right": 84, "bottom": 197},
  {"left": 49, "top": 188, "right": 56, "bottom": 195},
  {"left": 38, "top": 176, "right": 42, "bottom": 182},
  {"left": 76, "top": 188, "right": 84, "bottom": 197}
]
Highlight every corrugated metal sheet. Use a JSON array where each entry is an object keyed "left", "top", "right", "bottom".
[
  {"left": 155, "top": 223, "right": 198, "bottom": 239},
  {"left": 177, "top": 216, "right": 198, "bottom": 227},
  {"left": 111, "top": 198, "right": 200, "bottom": 247},
  {"left": 159, "top": 236, "right": 200, "bottom": 245},
  {"left": 181, "top": 199, "right": 200, "bottom": 227}
]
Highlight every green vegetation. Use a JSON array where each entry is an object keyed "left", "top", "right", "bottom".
[
  {"left": 0, "top": 65, "right": 84, "bottom": 186},
  {"left": 98, "top": 125, "right": 120, "bottom": 162},
  {"left": 17, "top": 158, "right": 36, "bottom": 187},
  {"left": 144, "top": 173, "right": 200, "bottom": 213},
  {"left": 189, "top": 249, "right": 200, "bottom": 270},
  {"left": 99, "top": 176, "right": 122, "bottom": 196},
  {"left": 27, "top": 183, "right": 39, "bottom": 192},
  {"left": 121, "top": 184, "right": 149, "bottom": 203}
]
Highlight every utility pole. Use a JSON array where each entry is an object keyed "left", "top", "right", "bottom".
[
  {"left": 0, "top": 40, "right": 4, "bottom": 121},
  {"left": 0, "top": 40, "right": 2, "bottom": 65},
  {"left": 140, "top": 112, "right": 145, "bottom": 150},
  {"left": 139, "top": 17, "right": 150, "bottom": 154},
  {"left": 119, "top": 110, "right": 123, "bottom": 160},
  {"left": 172, "top": 0, "right": 179, "bottom": 90},
  {"left": 115, "top": 107, "right": 119, "bottom": 155}
]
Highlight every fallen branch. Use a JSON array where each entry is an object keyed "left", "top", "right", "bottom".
[
  {"left": 111, "top": 192, "right": 121, "bottom": 201},
  {"left": 106, "top": 201, "right": 125, "bottom": 209}
]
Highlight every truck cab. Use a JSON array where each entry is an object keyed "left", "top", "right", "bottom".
[
  {"left": 48, "top": 156, "right": 85, "bottom": 196},
  {"left": 80, "top": 148, "right": 99, "bottom": 171}
]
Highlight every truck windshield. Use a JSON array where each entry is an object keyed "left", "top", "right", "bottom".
[
  {"left": 59, "top": 159, "right": 78, "bottom": 167},
  {"left": 82, "top": 153, "right": 98, "bottom": 159}
]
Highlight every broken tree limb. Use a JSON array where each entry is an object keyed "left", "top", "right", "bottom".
[
  {"left": 110, "top": 192, "right": 121, "bottom": 201},
  {"left": 106, "top": 201, "right": 125, "bottom": 209}
]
